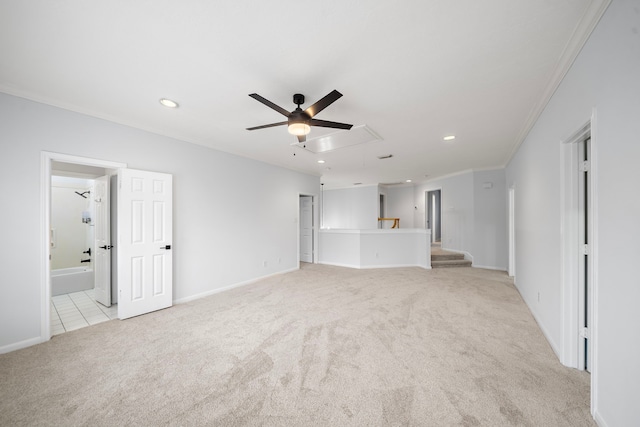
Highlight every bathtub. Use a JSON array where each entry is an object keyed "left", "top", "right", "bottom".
[{"left": 51, "top": 267, "right": 94, "bottom": 296}]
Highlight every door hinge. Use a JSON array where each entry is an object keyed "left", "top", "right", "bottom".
[
  {"left": 580, "top": 327, "right": 590, "bottom": 339},
  {"left": 581, "top": 244, "right": 590, "bottom": 255},
  {"left": 580, "top": 160, "right": 590, "bottom": 172}
]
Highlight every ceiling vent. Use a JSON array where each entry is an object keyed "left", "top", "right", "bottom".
[
  {"left": 293, "top": 125, "right": 381, "bottom": 153},
  {"left": 380, "top": 182, "right": 404, "bottom": 186}
]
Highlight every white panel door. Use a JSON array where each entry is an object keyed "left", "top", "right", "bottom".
[
  {"left": 300, "top": 196, "right": 313, "bottom": 263},
  {"left": 117, "top": 169, "right": 173, "bottom": 320},
  {"left": 94, "top": 175, "right": 111, "bottom": 307}
]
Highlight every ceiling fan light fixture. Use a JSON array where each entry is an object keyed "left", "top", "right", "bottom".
[{"left": 288, "top": 122, "right": 311, "bottom": 136}]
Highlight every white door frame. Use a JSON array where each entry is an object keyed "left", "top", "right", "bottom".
[
  {"left": 424, "top": 187, "right": 443, "bottom": 242},
  {"left": 559, "top": 111, "right": 599, "bottom": 414},
  {"left": 425, "top": 188, "right": 442, "bottom": 243},
  {"left": 40, "top": 152, "right": 126, "bottom": 342},
  {"left": 508, "top": 186, "right": 516, "bottom": 278},
  {"left": 297, "top": 192, "right": 318, "bottom": 265},
  {"left": 378, "top": 191, "right": 386, "bottom": 228}
]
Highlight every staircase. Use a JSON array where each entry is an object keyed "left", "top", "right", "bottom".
[{"left": 431, "top": 244, "right": 472, "bottom": 268}]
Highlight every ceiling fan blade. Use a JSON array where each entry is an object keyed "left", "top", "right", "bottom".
[
  {"left": 248, "top": 93, "right": 291, "bottom": 117},
  {"left": 308, "top": 118, "right": 353, "bottom": 130},
  {"left": 304, "top": 90, "right": 343, "bottom": 118},
  {"left": 246, "top": 121, "right": 288, "bottom": 131},
  {"left": 297, "top": 135, "right": 306, "bottom": 143}
]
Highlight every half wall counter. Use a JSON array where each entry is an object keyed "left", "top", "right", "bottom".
[{"left": 319, "top": 228, "right": 431, "bottom": 269}]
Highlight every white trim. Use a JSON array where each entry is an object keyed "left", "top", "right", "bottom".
[
  {"left": 589, "top": 108, "right": 600, "bottom": 418},
  {"left": 503, "top": 0, "right": 612, "bottom": 165},
  {"left": 0, "top": 336, "right": 43, "bottom": 355},
  {"left": 508, "top": 185, "right": 516, "bottom": 278},
  {"left": 560, "top": 139, "right": 579, "bottom": 368},
  {"left": 528, "top": 296, "right": 563, "bottom": 360},
  {"left": 593, "top": 411, "right": 609, "bottom": 427},
  {"left": 423, "top": 166, "right": 507, "bottom": 184},
  {"left": 297, "top": 192, "right": 319, "bottom": 265},
  {"left": 173, "top": 267, "right": 299, "bottom": 304},
  {"left": 472, "top": 264, "right": 507, "bottom": 272},
  {"left": 40, "top": 152, "right": 126, "bottom": 347},
  {"left": 558, "top": 111, "right": 599, "bottom": 418},
  {"left": 441, "top": 247, "right": 473, "bottom": 264}
]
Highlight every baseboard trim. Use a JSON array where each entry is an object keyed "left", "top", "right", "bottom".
[
  {"left": 593, "top": 410, "right": 608, "bottom": 427},
  {"left": 0, "top": 336, "right": 44, "bottom": 355},
  {"left": 173, "top": 267, "right": 299, "bottom": 305},
  {"left": 516, "top": 287, "right": 562, "bottom": 361},
  {"left": 471, "top": 264, "right": 508, "bottom": 272}
]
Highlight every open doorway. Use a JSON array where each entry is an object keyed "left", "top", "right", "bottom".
[
  {"left": 560, "top": 118, "right": 597, "bottom": 404},
  {"left": 508, "top": 186, "right": 516, "bottom": 278},
  {"left": 426, "top": 189, "right": 441, "bottom": 244},
  {"left": 43, "top": 152, "right": 175, "bottom": 340},
  {"left": 45, "top": 156, "right": 123, "bottom": 337},
  {"left": 379, "top": 193, "right": 386, "bottom": 228},
  {"left": 299, "top": 195, "right": 314, "bottom": 264}
]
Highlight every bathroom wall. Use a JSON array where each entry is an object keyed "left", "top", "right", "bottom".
[{"left": 50, "top": 176, "right": 93, "bottom": 270}]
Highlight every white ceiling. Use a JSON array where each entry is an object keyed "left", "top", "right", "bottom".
[{"left": 0, "top": 1, "right": 608, "bottom": 188}]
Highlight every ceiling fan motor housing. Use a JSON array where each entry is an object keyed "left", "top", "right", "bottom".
[
  {"left": 293, "top": 93, "right": 305, "bottom": 106},
  {"left": 289, "top": 109, "right": 310, "bottom": 125}
]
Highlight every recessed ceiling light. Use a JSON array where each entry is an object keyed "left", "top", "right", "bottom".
[
  {"left": 317, "top": 160, "right": 325, "bottom": 164},
  {"left": 159, "top": 98, "right": 179, "bottom": 108},
  {"left": 443, "top": 135, "right": 455, "bottom": 141},
  {"left": 406, "top": 179, "right": 412, "bottom": 183}
]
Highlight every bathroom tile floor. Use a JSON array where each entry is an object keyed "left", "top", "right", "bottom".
[{"left": 51, "top": 289, "right": 118, "bottom": 335}]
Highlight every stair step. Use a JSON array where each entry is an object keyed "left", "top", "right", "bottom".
[
  {"left": 431, "top": 253, "right": 465, "bottom": 261},
  {"left": 431, "top": 259, "right": 473, "bottom": 268}
]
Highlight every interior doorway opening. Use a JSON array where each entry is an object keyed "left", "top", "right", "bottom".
[
  {"left": 508, "top": 186, "right": 516, "bottom": 278},
  {"left": 42, "top": 153, "right": 125, "bottom": 340},
  {"left": 299, "top": 194, "right": 315, "bottom": 264},
  {"left": 560, "top": 116, "right": 598, "bottom": 415},
  {"left": 578, "top": 136, "right": 592, "bottom": 373},
  {"left": 49, "top": 171, "right": 119, "bottom": 335},
  {"left": 379, "top": 193, "right": 386, "bottom": 229},
  {"left": 426, "top": 189, "right": 441, "bottom": 244}
]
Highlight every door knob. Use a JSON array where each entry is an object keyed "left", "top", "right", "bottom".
[
  {"left": 99, "top": 245, "right": 113, "bottom": 250},
  {"left": 160, "top": 245, "right": 172, "bottom": 250}
]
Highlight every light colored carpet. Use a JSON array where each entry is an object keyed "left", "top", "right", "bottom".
[{"left": 0, "top": 264, "right": 594, "bottom": 426}]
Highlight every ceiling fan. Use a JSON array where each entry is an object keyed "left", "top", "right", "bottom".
[{"left": 246, "top": 90, "right": 353, "bottom": 142}]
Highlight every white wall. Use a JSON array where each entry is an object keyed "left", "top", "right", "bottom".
[
  {"left": 472, "top": 170, "right": 507, "bottom": 270},
  {"left": 322, "top": 185, "right": 378, "bottom": 229},
  {"left": 413, "top": 171, "right": 475, "bottom": 255},
  {"left": 0, "top": 92, "right": 319, "bottom": 351},
  {"left": 384, "top": 185, "right": 414, "bottom": 229},
  {"left": 505, "top": 0, "right": 640, "bottom": 425},
  {"left": 411, "top": 169, "right": 506, "bottom": 270},
  {"left": 50, "top": 176, "right": 93, "bottom": 270}
]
